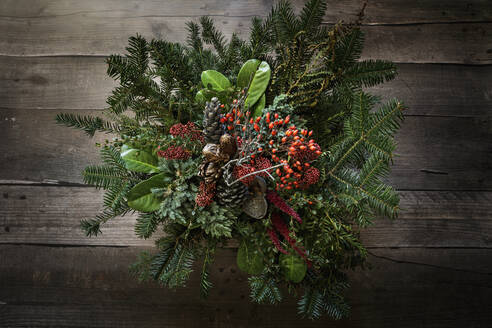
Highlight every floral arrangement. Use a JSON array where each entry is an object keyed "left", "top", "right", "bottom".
[{"left": 56, "top": 0, "right": 404, "bottom": 320}]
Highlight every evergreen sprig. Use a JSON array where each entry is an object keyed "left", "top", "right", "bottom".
[{"left": 56, "top": 0, "right": 404, "bottom": 320}]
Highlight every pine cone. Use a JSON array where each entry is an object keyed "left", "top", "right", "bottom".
[
  {"left": 203, "top": 97, "right": 223, "bottom": 144},
  {"left": 199, "top": 161, "right": 223, "bottom": 185},
  {"left": 216, "top": 165, "right": 249, "bottom": 207}
]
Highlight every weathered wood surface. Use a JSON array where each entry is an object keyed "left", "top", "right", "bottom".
[
  {"left": 1, "top": 0, "right": 491, "bottom": 24},
  {"left": 0, "top": 246, "right": 491, "bottom": 327},
  {"left": 1, "top": 20, "right": 491, "bottom": 64},
  {"left": 1, "top": 0, "right": 492, "bottom": 326},
  {"left": 2, "top": 57, "right": 491, "bottom": 115},
  {"left": 0, "top": 1, "right": 491, "bottom": 64},
  {"left": 1, "top": 186, "right": 490, "bottom": 247},
  {"left": 2, "top": 109, "right": 490, "bottom": 190}
]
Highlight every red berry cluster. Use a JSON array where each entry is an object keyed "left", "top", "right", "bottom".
[
  {"left": 195, "top": 181, "right": 216, "bottom": 207},
  {"left": 169, "top": 122, "right": 204, "bottom": 143},
  {"left": 157, "top": 145, "right": 191, "bottom": 160},
  {"left": 217, "top": 97, "right": 323, "bottom": 192}
]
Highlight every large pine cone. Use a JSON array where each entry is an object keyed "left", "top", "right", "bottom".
[
  {"left": 199, "top": 161, "right": 223, "bottom": 185},
  {"left": 216, "top": 165, "right": 249, "bottom": 207},
  {"left": 203, "top": 97, "right": 223, "bottom": 144}
]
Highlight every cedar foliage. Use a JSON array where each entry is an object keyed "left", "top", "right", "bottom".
[{"left": 56, "top": 0, "right": 404, "bottom": 320}]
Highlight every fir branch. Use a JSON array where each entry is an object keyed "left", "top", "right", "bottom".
[
  {"left": 135, "top": 212, "right": 160, "bottom": 239},
  {"left": 55, "top": 113, "right": 117, "bottom": 136},
  {"left": 200, "top": 16, "right": 226, "bottom": 57},
  {"left": 82, "top": 165, "right": 125, "bottom": 189},
  {"left": 200, "top": 245, "right": 215, "bottom": 299},
  {"left": 298, "top": 287, "right": 325, "bottom": 320},
  {"left": 299, "top": 0, "right": 327, "bottom": 39},
  {"left": 249, "top": 275, "right": 282, "bottom": 304}
]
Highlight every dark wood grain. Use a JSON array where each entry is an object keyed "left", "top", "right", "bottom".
[
  {"left": 1, "top": 0, "right": 492, "bottom": 326},
  {"left": 1, "top": 186, "right": 490, "bottom": 247},
  {"left": 1, "top": 0, "right": 491, "bottom": 24},
  {"left": 0, "top": 6, "right": 491, "bottom": 63},
  {"left": 0, "top": 245, "right": 490, "bottom": 327}
]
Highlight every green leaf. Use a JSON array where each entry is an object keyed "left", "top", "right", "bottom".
[
  {"left": 237, "top": 240, "right": 264, "bottom": 275},
  {"left": 120, "top": 145, "right": 158, "bottom": 173},
  {"left": 280, "top": 254, "right": 307, "bottom": 283},
  {"left": 195, "top": 88, "right": 216, "bottom": 103},
  {"left": 195, "top": 89, "right": 207, "bottom": 103},
  {"left": 127, "top": 173, "right": 170, "bottom": 212},
  {"left": 244, "top": 61, "right": 271, "bottom": 109},
  {"left": 252, "top": 93, "right": 266, "bottom": 117},
  {"left": 201, "top": 70, "right": 231, "bottom": 91},
  {"left": 237, "top": 59, "right": 261, "bottom": 89}
]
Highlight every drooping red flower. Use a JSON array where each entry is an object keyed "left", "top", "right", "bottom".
[
  {"left": 266, "top": 190, "right": 302, "bottom": 223},
  {"left": 270, "top": 212, "right": 311, "bottom": 266},
  {"left": 195, "top": 181, "right": 216, "bottom": 207},
  {"left": 157, "top": 145, "right": 191, "bottom": 160},
  {"left": 267, "top": 228, "right": 288, "bottom": 254}
]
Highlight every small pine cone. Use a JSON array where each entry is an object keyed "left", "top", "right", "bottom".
[
  {"left": 216, "top": 166, "right": 249, "bottom": 207},
  {"left": 203, "top": 97, "right": 223, "bottom": 144},
  {"left": 199, "top": 161, "right": 223, "bottom": 185}
]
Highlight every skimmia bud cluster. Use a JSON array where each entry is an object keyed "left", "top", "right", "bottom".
[
  {"left": 169, "top": 122, "right": 205, "bottom": 143},
  {"left": 157, "top": 145, "right": 191, "bottom": 160},
  {"left": 195, "top": 181, "right": 216, "bottom": 207}
]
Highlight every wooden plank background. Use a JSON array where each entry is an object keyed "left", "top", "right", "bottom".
[{"left": 0, "top": 0, "right": 491, "bottom": 326}]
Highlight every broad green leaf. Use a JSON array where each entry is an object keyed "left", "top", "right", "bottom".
[
  {"left": 201, "top": 70, "right": 231, "bottom": 91},
  {"left": 195, "top": 89, "right": 207, "bottom": 103},
  {"left": 127, "top": 173, "right": 170, "bottom": 212},
  {"left": 244, "top": 61, "right": 271, "bottom": 110},
  {"left": 252, "top": 93, "right": 266, "bottom": 117},
  {"left": 121, "top": 145, "right": 159, "bottom": 173},
  {"left": 195, "top": 88, "right": 216, "bottom": 103},
  {"left": 237, "top": 240, "right": 264, "bottom": 275},
  {"left": 237, "top": 59, "right": 261, "bottom": 89},
  {"left": 279, "top": 254, "right": 307, "bottom": 283}
]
